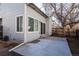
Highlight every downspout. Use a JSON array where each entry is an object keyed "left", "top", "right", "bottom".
[{"left": 24, "top": 3, "right": 28, "bottom": 43}]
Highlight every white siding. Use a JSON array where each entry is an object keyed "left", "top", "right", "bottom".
[
  {"left": 26, "top": 6, "right": 47, "bottom": 42},
  {"left": 46, "top": 17, "right": 52, "bottom": 36},
  {"left": 0, "top": 3, "right": 24, "bottom": 42},
  {"left": 48, "top": 18, "right": 52, "bottom": 35}
]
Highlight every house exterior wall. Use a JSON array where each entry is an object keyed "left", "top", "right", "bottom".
[
  {"left": 46, "top": 17, "right": 52, "bottom": 35},
  {"left": 0, "top": 3, "right": 52, "bottom": 43},
  {"left": 26, "top": 6, "right": 47, "bottom": 42},
  {"left": 0, "top": 3, "right": 25, "bottom": 42}
]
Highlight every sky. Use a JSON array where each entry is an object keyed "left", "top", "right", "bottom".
[
  {"left": 34, "top": 3, "right": 62, "bottom": 27},
  {"left": 34, "top": 3, "right": 46, "bottom": 13}
]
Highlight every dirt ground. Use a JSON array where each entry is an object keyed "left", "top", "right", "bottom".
[{"left": 0, "top": 40, "right": 20, "bottom": 56}]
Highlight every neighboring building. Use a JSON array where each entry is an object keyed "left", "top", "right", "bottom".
[
  {"left": 0, "top": 3, "right": 52, "bottom": 43},
  {"left": 64, "top": 21, "right": 79, "bottom": 31},
  {"left": 63, "top": 21, "right": 79, "bottom": 36}
]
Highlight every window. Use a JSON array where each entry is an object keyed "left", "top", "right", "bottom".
[
  {"left": 34, "top": 20, "right": 38, "bottom": 31},
  {"left": 16, "top": 16, "right": 23, "bottom": 32},
  {"left": 28, "top": 17, "right": 38, "bottom": 32},
  {"left": 28, "top": 17, "right": 34, "bottom": 31}
]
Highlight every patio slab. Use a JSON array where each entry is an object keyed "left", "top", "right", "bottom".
[{"left": 12, "top": 37, "right": 72, "bottom": 56}]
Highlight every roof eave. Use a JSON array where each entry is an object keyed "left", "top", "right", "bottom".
[{"left": 27, "top": 3, "right": 48, "bottom": 18}]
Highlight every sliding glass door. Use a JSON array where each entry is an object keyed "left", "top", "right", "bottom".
[{"left": 40, "top": 22, "right": 45, "bottom": 34}]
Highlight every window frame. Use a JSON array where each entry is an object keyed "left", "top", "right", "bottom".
[
  {"left": 28, "top": 16, "right": 39, "bottom": 32},
  {"left": 15, "top": 15, "right": 23, "bottom": 33}
]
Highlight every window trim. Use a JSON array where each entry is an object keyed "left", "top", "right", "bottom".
[{"left": 15, "top": 15, "right": 24, "bottom": 33}]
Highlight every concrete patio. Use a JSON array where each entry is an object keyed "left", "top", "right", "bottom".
[{"left": 11, "top": 37, "right": 72, "bottom": 56}]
